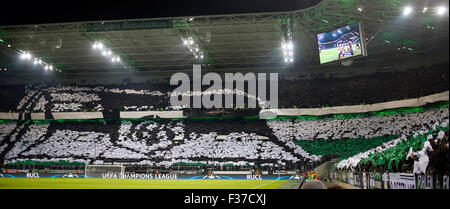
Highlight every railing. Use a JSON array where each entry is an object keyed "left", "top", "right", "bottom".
[{"left": 329, "top": 170, "right": 449, "bottom": 189}]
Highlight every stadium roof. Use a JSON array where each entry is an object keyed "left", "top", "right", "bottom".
[{"left": 0, "top": 0, "right": 448, "bottom": 73}]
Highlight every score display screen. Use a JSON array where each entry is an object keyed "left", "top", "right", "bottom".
[{"left": 317, "top": 23, "right": 366, "bottom": 64}]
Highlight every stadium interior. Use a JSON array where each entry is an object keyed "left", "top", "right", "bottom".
[{"left": 0, "top": 0, "right": 449, "bottom": 190}]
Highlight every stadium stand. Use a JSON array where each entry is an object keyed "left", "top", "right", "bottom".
[
  {"left": 0, "top": 62, "right": 448, "bottom": 113},
  {"left": 268, "top": 108, "right": 448, "bottom": 141},
  {"left": 336, "top": 128, "right": 449, "bottom": 174},
  {"left": 0, "top": 85, "right": 25, "bottom": 113},
  {"left": 0, "top": 0, "right": 449, "bottom": 192},
  {"left": 277, "top": 62, "right": 449, "bottom": 108},
  {"left": 1, "top": 104, "right": 448, "bottom": 175}
]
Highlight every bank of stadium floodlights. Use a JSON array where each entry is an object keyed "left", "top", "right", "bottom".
[
  {"left": 0, "top": 38, "right": 61, "bottom": 72},
  {"left": 91, "top": 41, "right": 122, "bottom": 63},
  {"left": 279, "top": 15, "right": 294, "bottom": 64},
  {"left": 175, "top": 18, "right": 211, "bottom": 63},
  {"left": 182, "top": 37, "right": 204, "bottom": 59},
  {"left": 19, "top": 51, "right": 61, "bottom": 72},
  {"left": 402, "top": 5, "right": 447, "bottom": 16}
]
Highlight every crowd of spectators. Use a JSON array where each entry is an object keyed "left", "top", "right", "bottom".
[
  {"left": 268, "top": 108, "right": 448, "bottom": 141},
  {"left": 277, "top": 62, "right": 448, "bottom": 108},
  {"left": 336, "top": 124, "right": 449, "bottom": 175},
  {"left": 361, "top": 129, "right": 449, "bottom": 175},
  {"left": 0, "top": 62, "right": 448, "bottom": 174},
  {"left": 0, "top": 105, "right": 447, "bottom": 174},
  {"left": 0, "top": 62, "right": 448, "bottom": 112},
  {"left": 267, "top": 108, "right": 448, "bottom": 162},
  {"left": 0, "top": 85, "right": 25, "bottom": 112},
  {"left": 1, "top": 119, "right": 306, "bottom": 168}
]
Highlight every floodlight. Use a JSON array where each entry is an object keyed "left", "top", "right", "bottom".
[
  {"left": 20, "top": 52, "right": 31, "bottom": 60},
  {"left": 423, "top": 7, "right": 428, "bottom": 13},
  {"left": 403, "top": 6, "right": 413, "bottom": 16},
  {"left": 290, "top": 58, "right": 294, "bottom": 63},
  {"left": 287, "top": 42, "right": 293, "bottom": 49},
  {"left": 437, "top": 6, "right": 447, "bottom": 15},
  {"left": 21, "top": 52, "right": 32, "bottom": 60}
]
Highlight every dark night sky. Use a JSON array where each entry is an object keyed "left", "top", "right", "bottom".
[{"left": 0, "top": 0, "right": 322, "bottom": 25}]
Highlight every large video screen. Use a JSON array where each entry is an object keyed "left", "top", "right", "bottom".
[{"left": 317, "top": 23, "right": 366, "bottom": 64}]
